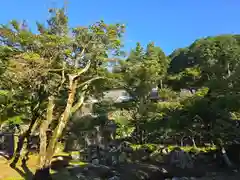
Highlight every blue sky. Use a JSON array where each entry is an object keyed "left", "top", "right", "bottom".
[{"left": 0, "top": 0, "right": 240, "bottom": 55}]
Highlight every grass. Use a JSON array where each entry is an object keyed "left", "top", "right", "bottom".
[
  {"left": 167, "top": 145, "right": 217, "bottom": 152},
  {"left": 130, "top": 143, "right": 217, "bottom": 153}
]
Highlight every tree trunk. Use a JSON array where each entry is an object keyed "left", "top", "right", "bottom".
[
  {"left": 38, "top": 96, "right": 55, "bottom": 169},
  {"left": 32, "top": 62, "right": 93, "bottom": 177},
  {"left": 181, "top": 136, "right": 185, "bottom": 146},
  {"left": 191, "top": 136, "right": 197, "bottom": 148},
  {"left": 137, "top": 97, "right": 144, "bottom": 144},
  {"left": 160, "top": 80, "right": 163, "bottom": 89},
  {"left": 44, "top": 78, "right": 78, "bottom": 167},
  {"left": 221, "top": 147, "right": 233, "bottom": 168},
  {"left": 10, "top": 116, "right": 38, "bottom": 167},
  {"left": 227, "top": 62, "right": 231, "bottom": 78},
  {"left": 216, "top": 139, "right": 234, "bottom": 168},
  {"left": 22, "top": 118, "right": 42, "bottom": 165}
]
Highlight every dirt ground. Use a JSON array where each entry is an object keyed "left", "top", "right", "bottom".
[
  {"left": 0, "top": 156, "right": 37, "bottom": 180},
  {"left": 1, "top": 155, "right": 240, "bottom": 180}
]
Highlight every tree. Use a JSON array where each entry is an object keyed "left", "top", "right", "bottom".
[
  {"left": 120, "top": 42, "right": 169, "bottom": 143},
  {"left": 168, "top": 48, "right": 192, "bottom": 74},
  {"left": 0, "top": 7, "right": 125, "bottom": 178},
  {"left": 168, "top": 35, "right": 240, "bottom": 91},
  {"left": 166, "top": 35, "right": 240, "bottom": 148}
]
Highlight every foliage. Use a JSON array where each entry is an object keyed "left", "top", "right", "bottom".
[
  {"left": 122, "top": 42, "right": 169, "bottom": 100},
  {"left": 168, "top": 35, "right": 240, "bottom": 91},
  {"left": 116, "top": 42, "right": 169, "bottom": 143},
  {"left": 2, "top": 6, "right": 240, "bottom": 179},
  {"left": 0, "top": 7, "right": 125, "bottom": 175},
  {"left": 158, "top": 88, "right": 178, "bottom": 101},
  {"left": 111, "top": 109, "right": 135, "bottom": 139}
]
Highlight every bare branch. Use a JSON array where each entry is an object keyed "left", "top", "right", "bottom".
[
  {"left": 69, "top": 60, "right": 91, "bottom": 81},
  {"left": 76, "top": 60, "right": 91, "bottom": 76},
  {"left": 48, "top": 68, "right": 72, "bottom": 72},
  {"left": 71, "top": 77, "right": 104, "bottom": 113},
  {"left": 57, "top": 62, "right": 66, "bottom": 93},
  {"left": 75, "top": 48, "right": 85, "bottom": 67},
  {"left": 77, "top": 76, "right": 104, "bottom": 88},
  {"left": 71, "top": 89, "right": 87, "bottom": 114}
]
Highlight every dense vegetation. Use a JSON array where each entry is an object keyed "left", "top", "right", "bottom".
[{"left": 1, "top": 7, "right": 240, "bottom": 180}]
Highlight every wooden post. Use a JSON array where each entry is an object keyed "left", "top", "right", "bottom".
[
  {"left": 0, "top": 133, "right": 15, "bottom": 158},
  {"left": 8, "top": 133, "right": 15, "bottom": 157}
]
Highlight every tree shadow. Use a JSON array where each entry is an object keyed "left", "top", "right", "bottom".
[
  {"left": 10, "top": 160, "right": 34, "bottom": 180},
  {"left": 51, "top": 162, "right": 167, "bottom": 180}
]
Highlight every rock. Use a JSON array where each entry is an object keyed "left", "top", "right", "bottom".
[
  {"left": 117, "top": 163, "right": 165, "bottom": 180},
  {"left": 150, "top": 151, "right": 164, "bottom": 163},
  {"left": 108, "top": 175, "right": 120, "bottom": 180},
  {"left": 172, "top": 177, "right": 180, "bottom": 180},
  {"left": 57, "top": 156, "right": 64, "bottom": 160},
  {"left": 190, "top": 177, "right": 197, "bottom": 180},
  {"left": 51, "top": 156, "right": 72, "bottom": 171},
  {"left": 172, "top": 177, "right": 192, "bottom": 180},
  {"left": 83, "top": 167, "right": 89, "bottom": 171},
  {"left": 162, "top": 148, "right": 169, "bottom": 155},
  {"left": 169, "top": 148, "right": 193, "bottom": 169},
  {"left": 161, "top": 167, "right": 168, "bottom": 174},
  {"left": 76, "top": 173, "right": 87, "bottom": 179},
  {"left": 160, "top": 164, "right": 206, "bottom": 178},
  {"left": 119, "top": 152, "right": 127, "bottom": 163},
  {"left": 71, "top": 153, "right": 80, "bottom": 160},
  {"left": 92, "top": 158, "right": 100, "bottom": 165},
  {"left": 83, "top": 164, "right": 117, "bottom": 179}
]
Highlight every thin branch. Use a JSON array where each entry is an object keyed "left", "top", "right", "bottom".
[
  {"left": 68, "top": 60, "right": 91, "bottom": 84},
  {"left": 48, "top": 68, "right": 72, "bottom": 72},
  {"left": 76, "top": 60, "right": 91, "bottom": 77},
  {"left": 57, "top": 62, "right": 66, "bottom": 93},
  {"left": 71, "top": 76, "right": 104, "bottom": 113},
  {"left": 77, "top": 76, "right": 104, "bottom": 88},
  {"left": 71, "top": 90, "right": 87, "bottom": 114},
  {"left": 74, "top": 48, "right": 85, "bottom": 68}
]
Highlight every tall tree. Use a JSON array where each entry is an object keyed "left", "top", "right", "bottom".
[
  {"left": 168, "top": 35, "right": 240, "bottom": 91},
  {"left": 121, "top": 42, "right": 169, "bottom": 143},
  {"left": 0, "top": 7, "right": 125, "bottom": 178}
]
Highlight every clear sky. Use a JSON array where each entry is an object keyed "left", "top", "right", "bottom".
[{"left": 0, "top": 0, "right": 240, "bottom": 55}]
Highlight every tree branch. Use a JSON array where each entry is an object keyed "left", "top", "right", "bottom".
[
  {"left": 57, "top": 63, "right": 66, "bottom": 93},
  {"left": 74, "top": 48, "right": 85, "bottom": 68},
  {"left": 71, "top": 90, "right": 87, "bottom": 114},
  {"left": 76, "top": 60, "right": 91, "bottom": 77},
  {"left": 77, "top": 76, "right": 105, "bottom": 88},
  {"left": 38, "top": 96, "right": 55, "bottom": 168}
]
